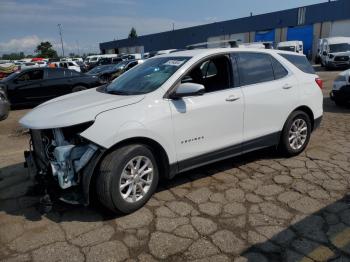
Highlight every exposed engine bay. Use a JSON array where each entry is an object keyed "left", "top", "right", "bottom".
[{"left": 27, "top": 122, "right": 101, "bottom": 206}]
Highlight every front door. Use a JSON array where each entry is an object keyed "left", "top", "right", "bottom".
[
  {"left": 9, "top": 69, "right": 44, "bottom": 105},
  {"left": 169, "top": 55, "right": 244, "bottom": 171}
]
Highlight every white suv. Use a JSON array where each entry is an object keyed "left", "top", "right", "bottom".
[{"left": 20, "top": 48, "right": 323, "bottom": 213}]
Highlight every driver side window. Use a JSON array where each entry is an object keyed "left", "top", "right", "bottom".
[{"left": 181, "top": 55, "right": 232, "bottom": 93}]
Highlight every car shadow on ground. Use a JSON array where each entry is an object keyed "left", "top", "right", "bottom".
[{"left": 239, "top": 195, "right": 350, "bottom": 261}]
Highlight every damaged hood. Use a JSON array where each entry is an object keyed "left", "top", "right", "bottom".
[{"left": 19, "top": 88, "right": 145, "bottom": 129}]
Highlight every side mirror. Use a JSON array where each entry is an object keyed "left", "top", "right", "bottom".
[
  {"left": 322, "top": 51, "right": 327, "bottom": 56},
  {"left": 170, "top": 83, "right": 205, "bottom": 99}
]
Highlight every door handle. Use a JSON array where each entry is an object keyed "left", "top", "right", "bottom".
[
  {"left": 282, "top": 84, "right": 293, "bottom": 89},
  {"left": 225, "top": 95, "right": 240, "bottom": 102}
]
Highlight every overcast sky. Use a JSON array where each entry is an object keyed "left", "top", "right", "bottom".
[{"left": 0, "top": 0, "right": 326, "bottom": 55}]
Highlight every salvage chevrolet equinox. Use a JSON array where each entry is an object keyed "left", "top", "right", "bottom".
[{"left": 20, "top": 48, "right": 323, "bottom": 214}]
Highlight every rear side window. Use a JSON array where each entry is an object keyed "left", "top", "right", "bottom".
[
  {"left": 237, "top": 53, "right": 274, "bottom": 86},
  {"left": 271, "top": 57, "right": 288, "bottom": 80},
  {"left": 278, "top": 53, "right": 315, "bottom": 74},
  {"left": 47, "top": 69, "right": 64, "bottom": 78}
]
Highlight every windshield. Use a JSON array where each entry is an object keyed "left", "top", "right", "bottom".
[
  {"left": 278, "top": 46, "right": 296, "bottom": 52},
  {"left": 90, "top": 57, "right": 98, "bottom": 62},
  {"left": 329, "top": 43, "right": 350, "bottom": 53},
  {"left": 87, "top": 65, "right": 116, "bottom": 74},
  {"left": 105, "top": 56, "right": 190, "bottom": 95}
]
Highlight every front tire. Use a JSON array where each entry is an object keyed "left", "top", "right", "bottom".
[
  {"left": 96, "top": 144, "right": 159, "bottom": 214},
  {"left": 279, "top": 111, "right": 311, "bottom": 157}
]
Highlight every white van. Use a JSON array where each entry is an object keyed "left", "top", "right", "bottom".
[
  {"left": 277, "top": 41, "right": 303, "bottom": 54},
  {"left": 319, "top": 37, "right": 350, "bottom": 68}
]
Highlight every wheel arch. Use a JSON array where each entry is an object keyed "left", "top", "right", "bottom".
[
  {"left": 82, "top": 136, "right": 173, "bottom": 206},
  {"left": 292, "top": 105, "right": 315, "bottom": 131}
]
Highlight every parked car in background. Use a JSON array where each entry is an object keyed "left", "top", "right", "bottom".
[
  {"left": 277, "top": 41, "right": 304, "bottom": 54},
  {"left": 96, "top": 57, "right": 123, "bottom": 66},
  {"left": 86, "top": 64, "right": 122, "bottom": 83},
  {"left": 72, "top": 58, "right": 83, "bottom": 62},
  {"left": 0, "top": 68, "right": 101, "bottom": 107},
  {"left": 18, "top": 62, "right": 39, "bottom": 70},
  {"left": 330, "top": 69, "right": 350, "bottom": 106},
  {"left": 0, "top": 87, "right": 10, "bottom": 121},
  {"left": 20, "top": 48, "right": 322, "bottom": 214},
  {"left": 36, "top": 61, "right": 47, "bottom": 67},
  {"left": 121, "top": 53, "right": 142, "bottom": 60},
  {"left": 85, "top": 54, "right": 119, "bottom": 70},
  {"left": 110, "top": 59, "right": 144, "bottom": 80},
  {"left": 75, "top": 61, "right": 88, "bottom": 73},
  {"left": 319, "top": 37, "right": 350, "bottom": 69},
  {"left": 0, "top": 63, "right": 18, "bottom": 79},
  {"left": 59, "top": 61, "right": 81, "bottom": 72}
]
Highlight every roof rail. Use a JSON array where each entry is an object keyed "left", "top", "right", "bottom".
[
  {"left": 186, "top": 39, "right": 242, "bottom": 50},
  {"left": 239, "top": 41, "right": 274, "bottom": 49}
]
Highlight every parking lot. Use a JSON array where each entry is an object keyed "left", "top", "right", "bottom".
[{"left": 0, "top": 68, "right": 349, "bottom": 261}]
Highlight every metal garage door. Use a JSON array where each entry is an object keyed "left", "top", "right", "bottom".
[
  {"left": 330, "top": 19, "right": 350, "bottom": 37},
  {"left": 287, "top": 25, "right": 313, "bottom": 57},
  {"left": 255, "top": 30, "right": 275, "bottom": 42}
]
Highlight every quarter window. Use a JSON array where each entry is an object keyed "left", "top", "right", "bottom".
[
  {"left": 279, "top": 53, "right": 315, "bottom": 74},
  {"left": 47, "top": 69, "right": 64, "bottom": 78},
  {"left": 237, "top": 53, "right": 274, "bottom": 86},
  {"left": 271, "top": 57, "right": 288, "bottom": 79}
]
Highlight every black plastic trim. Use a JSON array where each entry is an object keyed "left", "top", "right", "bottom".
[
  {"left": 313, "top": 116, "right": 323, "bottom": 130},
  {"left": 170, "top": 131, "right": 281, "bottom": 175}
]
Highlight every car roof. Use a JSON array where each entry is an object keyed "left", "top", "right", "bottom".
[
  {"left": 156, "top": 47, "right": 305, "bottom": 60},
  {"left": 278, "top": 41, "right": 302, "bottom": 46},
  {"left": 324, "top": 37, "right": 350, "bottom": 44}
]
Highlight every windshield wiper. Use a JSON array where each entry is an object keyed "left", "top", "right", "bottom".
[{"left": 107, "top": 90, "right": 131, "bottom": 95}]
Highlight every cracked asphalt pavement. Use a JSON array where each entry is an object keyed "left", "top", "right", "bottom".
[{"left": 1, "top": 68, "right": 350, "bottom": 262}]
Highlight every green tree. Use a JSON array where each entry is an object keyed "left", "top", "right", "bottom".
[
  {"left": 35, "top": 41, "right": 58, "bottom": 58},
  {"left": 128, "top": 27, "right": 138, "bottom": 38},
  {"left": 1, "top": 52, "right": 25, "bottom": 60}
]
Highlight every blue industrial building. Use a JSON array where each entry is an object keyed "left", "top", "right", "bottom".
[{"left": 100, "top": 0, "right": 350, "bottom": 60}]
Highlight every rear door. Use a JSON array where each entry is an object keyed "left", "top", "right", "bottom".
[
  {"left": 40, "top": 68, "right": 71, "bottom": 98},
  {"left": 236, "top": 52, "right": 299, "bottom": 150}
]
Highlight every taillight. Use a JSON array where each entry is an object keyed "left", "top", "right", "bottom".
[{"left": 315, "top": 78, "right": 323, "bottom": 89}]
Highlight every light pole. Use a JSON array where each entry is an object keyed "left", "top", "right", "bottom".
[
  {"left": 76, "top": 40, "right": 80, "bottom": 56},
  {"left": 57, "top": 24, "right": 65, "bottom": 57}
]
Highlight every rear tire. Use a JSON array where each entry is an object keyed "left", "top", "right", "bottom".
[
  {"left": 72, "top": 85, "right": 87, "bottom": 92},
  {"left": 96, "top": 144, "right": 159, "bottom": 214},
  {"left": 278, "top": 111, "right": 311, "bottom": 157}
]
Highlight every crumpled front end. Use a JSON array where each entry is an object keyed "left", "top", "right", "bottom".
[{"left": 24, "top": 122, "right": 103, "bottom": 205}]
